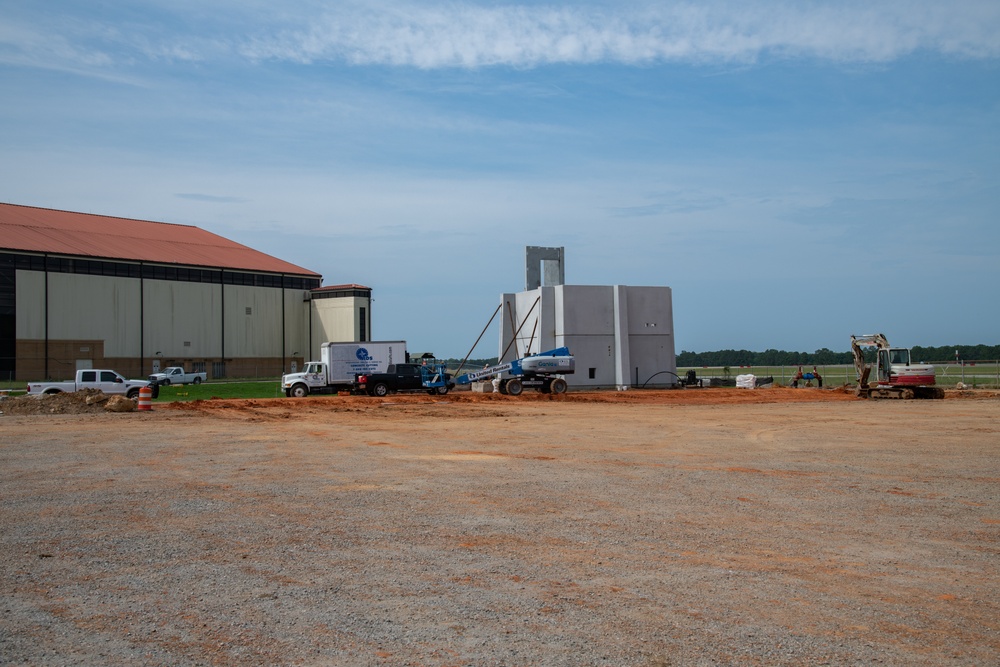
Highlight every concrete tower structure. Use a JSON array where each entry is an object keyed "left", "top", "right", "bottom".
[{"left": 500, "top": 248, "right": 676, "bottom": 389}]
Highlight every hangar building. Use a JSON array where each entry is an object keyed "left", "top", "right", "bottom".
[
  {"left": 0, "top": 203, "right": 369, "bottom": 381},
  {"left": 499, "top": 247, "right": 676, "bottom": 389}
]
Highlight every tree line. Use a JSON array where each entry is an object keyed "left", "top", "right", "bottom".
[{"left": 677, "top": 345, "right": 1000, "bottom": 367}]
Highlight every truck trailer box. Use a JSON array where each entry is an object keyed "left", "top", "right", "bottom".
[
  {"left": 283, "top": 341, "right": 408, "bottom": 397},
  {"left": 321, "top": 341, "right": 407, "bottom": 384}
]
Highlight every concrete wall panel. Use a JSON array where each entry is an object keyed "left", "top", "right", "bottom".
[
  {"left": 46, "top": 274, "right": 142, "bottom": 356},
  {"left": 625, "top": 286, "right": 674, "bottom": 336},
  {"left": 284, "top": 290, "right": 311, "bottom": 358},
  {"left": 144, "top": 280, "right": 221, "bottom": 358},
  {"left": 628, "top": 335, "right": 677, "bottom": 387},
  {"left": 559, "top": 333, "right": 617, "bottom": 386},
  {"left": 225, "top": 285, "right": 283, "bottom": 358},
  {"left": 557, "top": 285, "right": 615, "bottom": 335},
  {"left": 15, "top": 270, "right": 45, "bottom": 339}
]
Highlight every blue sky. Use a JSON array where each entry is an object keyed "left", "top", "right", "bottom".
[{"left": 2, "top": 1, "right": 998, "bottom": 358}]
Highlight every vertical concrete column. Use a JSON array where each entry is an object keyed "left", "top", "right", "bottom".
[
  {"left": 613, "top": 285, "right": 631, "bottom": 390},
  {"left": 499, "top": 292, "right": 517, "bottom": 362},
  {"left": 536, "top": 285, "right": 556, "bottom": 354}
]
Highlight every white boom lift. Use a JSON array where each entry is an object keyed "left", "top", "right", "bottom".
[{"left": 455, "top": 347, "right": 576, "bottom": 395}]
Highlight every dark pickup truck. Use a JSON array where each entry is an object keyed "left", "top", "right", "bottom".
[{"left": 354, "top": 363, "right": 455, "bottom": 397}]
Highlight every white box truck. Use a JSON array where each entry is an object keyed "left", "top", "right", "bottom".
[{"left": 281, "top": 341, "right": 407, "bottom": 397}]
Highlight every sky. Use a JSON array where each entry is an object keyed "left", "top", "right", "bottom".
[{"left": 1, "top": 0, "right": 998, "bottom": 358}]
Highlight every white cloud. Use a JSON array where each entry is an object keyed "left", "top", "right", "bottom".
[
  {"left": 2, "top": 1, "right": 997, "bottom": 74},
  {"left": 239, "top": 1, "right": 1000, "bottom": 68}
]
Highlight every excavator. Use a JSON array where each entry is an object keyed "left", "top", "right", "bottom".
[{"left": 850, "top": 333, "right": 944, "bottom": 399}]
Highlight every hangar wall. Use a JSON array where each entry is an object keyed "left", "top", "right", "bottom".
[{"left": 10, "top": 263, "right": 362, "bottom": 381}]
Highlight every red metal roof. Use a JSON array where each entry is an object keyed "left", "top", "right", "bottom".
[{"left": 0, "top": 202, "right": 320, "bottom": 277}]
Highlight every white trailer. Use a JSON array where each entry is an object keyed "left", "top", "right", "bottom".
[{"left": 282, "top": 341, "right": 407, "bottom": 397}]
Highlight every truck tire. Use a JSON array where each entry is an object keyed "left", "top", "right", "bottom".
[
  {"left": 373, "top": 382, "right": 390, "bottom": 397},
  {"left": 126, "top": 388, "right": 140, "bottom": 400},
  {"left": 44, "top": 389, "right": 63, "bottom": 395},
  {"left": 161, "top": 379, "right": 171, "bottom": 386},
  {"left": 435, "top": 385, "right": 449, "bottom": 395},
  {"left": 550, "top": 378, "right": 568, "bottom": 394},
  {"left": 193, "top": 377, "right": 202, "bottom": 385},
  {"left": 505, "top": 379, "right": 523, "bottom": 396},
  {"left": 290, "top": 383, "right": 310, "bottom": 398}
]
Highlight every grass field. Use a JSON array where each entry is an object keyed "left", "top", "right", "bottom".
[{"left": 2, "top": 362, "right": 997, "bottom": 399}]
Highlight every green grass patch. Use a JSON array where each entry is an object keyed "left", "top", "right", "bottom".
[{"left": 153, "top": 381, "right": 285, "bottom": 402}]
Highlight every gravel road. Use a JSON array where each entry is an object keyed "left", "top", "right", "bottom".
[{"left": 2, "top": 389, "right": 998, "bottom": 665}]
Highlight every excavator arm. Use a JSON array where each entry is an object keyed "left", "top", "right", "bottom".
[{"left": 850, "top": 333, "right": 889, "bottom": 388}]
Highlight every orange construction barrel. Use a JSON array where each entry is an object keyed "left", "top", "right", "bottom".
[{"left": 137, "top": 386, "right": 153, "bottom": 411}]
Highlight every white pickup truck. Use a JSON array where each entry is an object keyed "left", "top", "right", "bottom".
[
  {"left": 147, "top": 366, "right": 206, "bottom": 386},
  {"left": 27, "top": 369, "right": 158, "bottom": 399}
]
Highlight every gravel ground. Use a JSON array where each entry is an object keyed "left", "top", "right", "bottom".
[{"left": 1, "top": 390, "right": 998, "bottom": 666}]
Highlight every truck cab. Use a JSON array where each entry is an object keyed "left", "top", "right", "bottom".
[
  {"left": 877, "top": 347, "right": 935, "bottom": 386},
  {"left": 283, "top": 362, "right": 330, "bottom": 397},
  {"left": 83, "top": 369, "right": 130, "bottom": 394}
]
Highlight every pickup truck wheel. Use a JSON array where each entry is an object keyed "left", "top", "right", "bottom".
[
  {"left": 192, "top": 377, "right": 202, "bottom": 385},
  {"left": 435, "top": 386, "right": 449, "bottom": 395},
  {"left": 550, "top": 378, "right": 568, "bottom": 394},
  {"left": 126, "top": 388, "right": 140, "bottom": 400},
  {"left": 373, "top": 383, "right": 389, "bottom": 397},
  {"left": 505, "top": 379, "right": 523, "bottom": 396},
  {"left": 161, "top": 379, "right": 171, "bottom": 386},
  {"left": 290, "top": 383, "right": 310, "bottom": 398}
]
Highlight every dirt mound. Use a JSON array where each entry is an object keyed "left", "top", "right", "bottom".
[
  {"left": 162, "top": 385, "right": 858, "bottom": 415},
  {"left": 0, "top": 389, "right": 134, "bottom": 415}
]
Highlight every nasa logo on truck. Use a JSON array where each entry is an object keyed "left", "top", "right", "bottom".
[{"left": 356, "top": 347, "right": 372, "bottom": 361}]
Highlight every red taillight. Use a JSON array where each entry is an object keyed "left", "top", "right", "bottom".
[{"left": 358, "top": 375, "right": 368, "bottom": 383}]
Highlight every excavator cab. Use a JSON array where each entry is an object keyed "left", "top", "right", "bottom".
[{"left": 877, "top": 349, "right": 891, "bottom": 382}]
